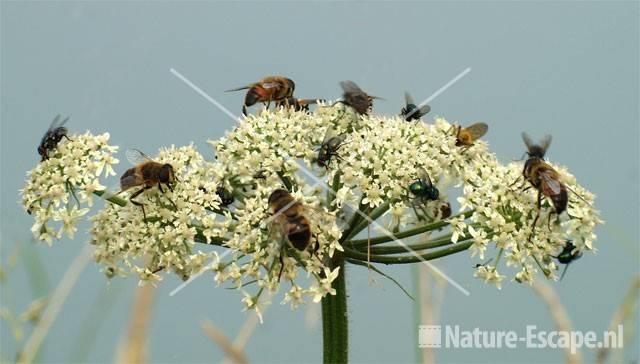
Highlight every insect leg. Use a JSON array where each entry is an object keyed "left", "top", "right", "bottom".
[
  {"left": 63, "top": 135, "right": 73, "bottom": 141},
  {"left": 277, "top": 252, "right": 285, "bottom": 282},
  {"left": 130, "top": 185, "right": 152, "bottom": 222},
  {"left": 158, "top": 183, "right": 178, "bottom": 210},
  {"left": 559, "top": 264, "right": 570, "bottom": 281},
  {"left": 528, "top": 191, "right": 543, "bottom": 243}
]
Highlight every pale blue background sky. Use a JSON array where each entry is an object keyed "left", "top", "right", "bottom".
[{"left": 1, "top": 1, "right": 638, "bottom": 363}]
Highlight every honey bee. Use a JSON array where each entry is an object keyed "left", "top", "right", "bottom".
[
  {"left": 268, "top": 189, "right": 314, "bottom": 251},
  {"left": 276, "top": 97, "right": 325, "bottom": 112},
  {"left": 118, "top": 149, "right": 178, "bottom": 222},
  {"left": 38, "top": 115, "right": 71, "bottom": 161},
  {"left": 453, "top": 122, "right": 489, "bottom": 150},
  {"left": 400, "top": 92, "right": 430, "bottom": 121},
  {"left": 336, "top": 80, "right": 383, "bottom": 115},
  {"left": 226, "top": 76, "right": 295, "bottom": 116},
  {"left": 553, "top": 240, "right": 582, "bottom": 280},
  {"left": 267, "top": 189, "right": 323, "bottom": 280},
  {"left": 316, "top": 129, "right": 347, "bottom": 169}
]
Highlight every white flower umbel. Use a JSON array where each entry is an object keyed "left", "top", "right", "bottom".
[
  {"left": 20, "top": 132, "right": 118, "bottom": 244},
  {"left": 20, "top": 104, "right": 603, "bottom": 316},
  {"left": 90, "top": 145, "right": 228, "bottom": 281}
]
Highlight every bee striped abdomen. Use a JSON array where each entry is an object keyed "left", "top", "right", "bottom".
[
  {"left": 550, "top": 187, "right": 568, "bottom": 214},
  {"left": 245, "top": 87, "right": 269, "bottom": 107}
]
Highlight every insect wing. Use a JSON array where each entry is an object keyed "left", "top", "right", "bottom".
[
  {"left": 418, "top": 167, "right": 433, "bottom": 188},
  {"left": 340, "top": 80, "right": 364, "bottom": 94},
  {"left": 465, "top": 122, "right": 488, "bottom": 141},
  {"left": 539, "top": 134, "right": 552, "bottom": 154},
  {"left": 540, "top": 170, "right": 562, "bottom": 195},
  {"left": 404, "top": 91, "right": 415, "bottom": 106},
  {"left": 125, "top": 148, "right": 153, "bottom": 166},
  {"left": 522, "top": 132, "right": 535, "bottom": 153},
  {"left": 418, "top": 104, "right": 431, "bottom": 116}
]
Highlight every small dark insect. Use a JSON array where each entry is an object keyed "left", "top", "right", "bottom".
[
  {"left": 226, "top": 76, "right": 295, "bottom": 116},
  {"left": 400, "top": 92, "right": 430, "bottom": 121},
  {"left": 438, "top": 201, "right": 452, "bottom": 219},
  {"left": 474, "top": 259, "right": 492, "bottom": 268},
  {"left": 38, "top": 115, "right": 71, "bottom": 161},
  {"left": 276, "top": 97, "right": 325, "bottom": 112},
  {"left": 453, "top": 122, "right": 489, "bottom": 150},
  {"left": 316, "top": 129, "right": 347, "bottom": 169},
  {"left": 215, "top": 185, "right": 235, "bottom": 207},
  {"left": 118, "top": 149, "right": 178, "bottom": 222},
  {"left": 336, "top": 80, "right": 383, "bottom": 115},
  {"left": 553, "top": 240, "right": 582, "bottom": 280},
  {"left": 409, "top": 168, "right": 439, "bottom": 202}
]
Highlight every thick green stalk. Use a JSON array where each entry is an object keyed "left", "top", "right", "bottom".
[
  {"left": 340, "top": 201, "right": 390, "bottom": 243},
  {"left": 346, "top": 210, "right": 474, "bottom": 248},
  {"left": 93, "top": 189, "right": 127, "bottom": 207},
  {"left": 343, "top": 240, "right": 473, "bottom": 264},
  {"left": 322, "top": 258, "right": 348, "bottom": 364},
  {"left": 356, "top": 233, "right": 455, "bottom": 255}
]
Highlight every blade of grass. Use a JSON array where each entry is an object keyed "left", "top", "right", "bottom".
[
  {"left": 202, "top": 320, "right": 249, "bottom": 364},
  {"left": 114, "top": 284, "right": 156, "bottom": 364},
  {"left": 17, "top": 244, "right": 93, "bottom": 364}
]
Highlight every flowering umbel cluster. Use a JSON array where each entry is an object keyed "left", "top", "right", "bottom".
[
  {"left": 21, "top": 104, "right": 602, "bottom": 316},
  {"left": 20, "top": 132, "right": 118, "bottom": 244}
]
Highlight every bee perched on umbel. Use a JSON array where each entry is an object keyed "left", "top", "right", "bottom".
[
  {"left": 118, "top": 149, "right": 178, "bottom": 222},
  {"left": 336, "top": 80, "right": 382, "bottom": 115},
  {"left": 226, "top": 76, "right": 295, "bottom": 116}
]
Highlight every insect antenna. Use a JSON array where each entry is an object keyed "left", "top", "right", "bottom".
[{"left": 559, "top": 264, "right": 571, "bottom": 281}]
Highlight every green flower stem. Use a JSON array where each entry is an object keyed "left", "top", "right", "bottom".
[
  {"left": 322, "top": 257, "right": 348, "bottom": 364},
  {"left": 339, "top": 198, "right": 372, "bottom": 243},
  {"left": 346, "top": 209, "right": 474, "bottom": 248},
  {"left": 354, "top": 233, "right": 455, "bottom": 255},
  {"left": 342, "top": 240, "right": 473, "bottom": 264},
  {"left": 93, "top": 190, "right": 127, "bottom": 207},
  {"left": 340, "top": 201, "right": 390, "bottom": 243},
  {"left": 92, "top": 190, "right": 227, "bottom": 247},
  {"left": 327, "top": 171, "right": 342, "bottom": 208}
]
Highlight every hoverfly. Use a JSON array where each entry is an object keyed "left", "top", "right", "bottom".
[
  {"left": 452, "top": 122, "right": 489, "bottom": 151},
  {"left": 117, "top": 149, "right": 178, "bottom": 222},
  {"left": 226, "top": 76, "right": 295, "bottom": 116},
  {"left": 276, "top": 97, "right": 325, "bottom": 112},
  {"left": 336, "top": 81, "right": 383, "bottom": 115},
  {"left": 519, "top": 133, "right": 567, "bottom": 236},
  {"left": 316, "top": 129, "right": 347, "bottom": 169},
  {"left": 267, "top": 189, "right": 323, "bottom": 280},
  {"left": 553, "top": 240, "right": 582, "bottom": 280},
  {"left": 38, "top": 115, "right": 71, "bottom": 161},
  {"left": 400, "top": 92, "right": 430, "bottom": 121}
]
